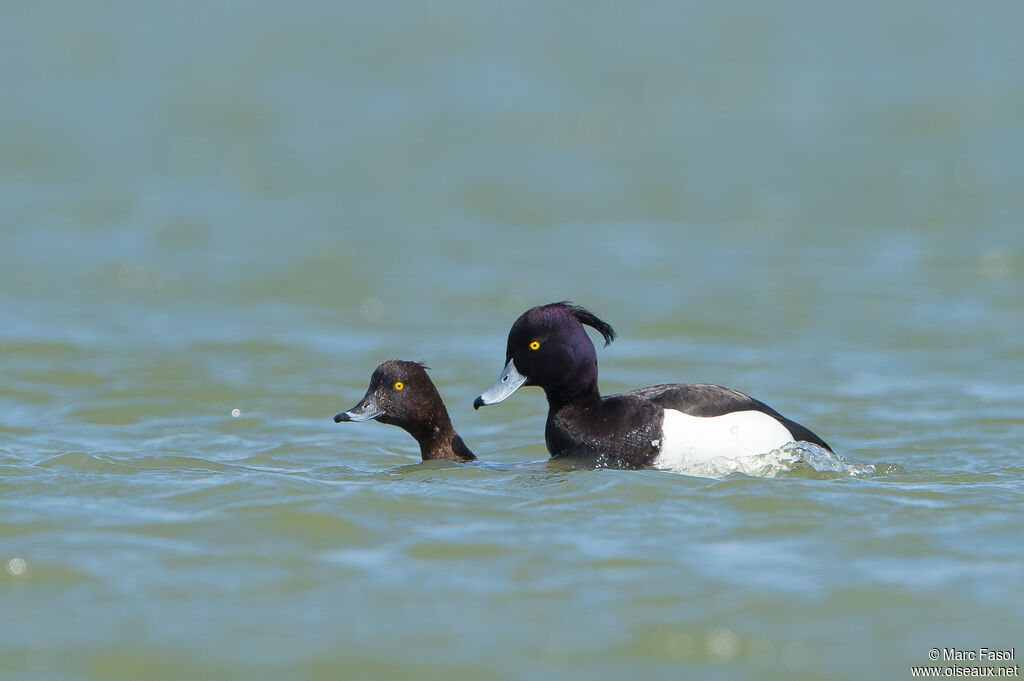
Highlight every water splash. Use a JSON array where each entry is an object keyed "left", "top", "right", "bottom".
[{"left": 657, "top": 441, "right": 876, "bottom": 479}]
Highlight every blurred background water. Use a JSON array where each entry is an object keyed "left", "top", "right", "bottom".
[{"left": 2, "top": 1, "right": 1022, "bottom": 679}]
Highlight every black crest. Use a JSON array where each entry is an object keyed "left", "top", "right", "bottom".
[{"left": 565, "top": 303, "right": 616, "bottom": 347}]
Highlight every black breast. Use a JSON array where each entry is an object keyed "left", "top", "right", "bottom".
[{"left": 545, "top": 395, "right": 664, "bottom": 469}]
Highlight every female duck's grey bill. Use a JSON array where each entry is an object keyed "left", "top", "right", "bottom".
[
  {"left": 473, "top": 359, "right": 528, "bottom": 409},
  {"left": 333, "top": 394, "right": 384, "bottom": 423}
]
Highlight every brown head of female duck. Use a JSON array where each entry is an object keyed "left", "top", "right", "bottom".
[{"left": 335, "top": 360, "right": 476, "bottom": 462}]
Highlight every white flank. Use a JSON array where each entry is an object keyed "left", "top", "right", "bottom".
[{"left": 654, "top": 408, "right": 795, "bottom": 469}]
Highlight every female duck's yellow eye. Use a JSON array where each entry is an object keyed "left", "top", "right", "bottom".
[
  {"left": 529, "top": 341, "right": 540, "bottom": 351},
  {"left": 394, "top": 381, "right": 404, "bottom": 391}
]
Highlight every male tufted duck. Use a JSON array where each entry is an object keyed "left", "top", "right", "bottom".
[
  {"left": 473, "top": 302, "right": 831, "bottom": 469},
  {"left": 335, "top": 360, "right": 476, "bottom": 462}
]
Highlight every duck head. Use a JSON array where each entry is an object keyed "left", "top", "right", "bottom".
[
  {"left": 474, "top": 302, "right": 615, "bottom": 409},
  {"left": 335, "top": 360, "right": 450, "bottom": 441},
  {"left": 336, "top": 359, "right": 476, "bottom": 462}
]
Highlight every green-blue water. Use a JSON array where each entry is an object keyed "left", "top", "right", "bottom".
[{"left": 2, "top": 2, "right": 1022, "bottom": 679}]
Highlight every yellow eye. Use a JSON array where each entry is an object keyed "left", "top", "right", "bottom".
[
  {"left": 394, "top": 381, "right": 404, "bottom": 391},
  {"left": 529, "top": 341, "right": 540, "bottom": 351}
]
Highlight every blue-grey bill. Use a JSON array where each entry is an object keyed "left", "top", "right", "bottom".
[
  {"left": 473, "top": 359, "right": 527, "bottom": 409},
  {"left": 334, "top": 394, "right": 384, "bottom": 423}
]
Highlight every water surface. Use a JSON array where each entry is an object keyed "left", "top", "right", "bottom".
[{"left": 2, "top": 1, "right": 1022, "bottom": 679}]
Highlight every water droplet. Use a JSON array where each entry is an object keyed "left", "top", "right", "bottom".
[
  {"left": 359, "top": 297, "right": 384, "bottom": 322},
  {"left": 117, "top": 262, "right": 148, "bottom": 289},
  {"left": 707, "top": 627, "right": 740, "bottom": 662},
  {"left": 156, "top": 273, "right": 184, "bottom": 296},
  {"left": 980, "top": 250, "right": 1010, "bottom": 280},
  {"left": 782, "top": 641, "right": 810, "bottom": 669}
]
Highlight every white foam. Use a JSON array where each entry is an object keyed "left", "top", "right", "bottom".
[{"left": 656, "top": 440, "right": 875, "bottom": 479}]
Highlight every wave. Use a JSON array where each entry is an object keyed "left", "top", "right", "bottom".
[{"left": 655, "top": 441, "right": 878, "bottom": 479}]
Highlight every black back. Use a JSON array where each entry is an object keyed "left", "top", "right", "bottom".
[{"left": 634, "top": 383, "right": 832, "bottom": 452}]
